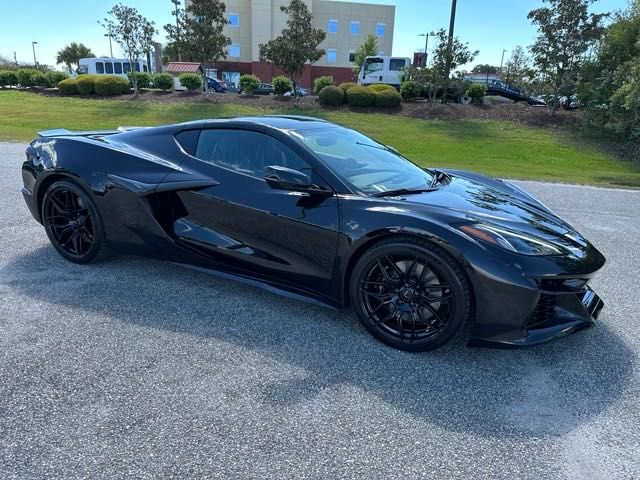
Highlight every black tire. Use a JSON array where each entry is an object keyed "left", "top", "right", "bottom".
[
  {"left": 42, "top": 180, "right": 107, "bottom": 264},
  {"left": 349, "top": 236, "right": 472, "bottom": 352}
]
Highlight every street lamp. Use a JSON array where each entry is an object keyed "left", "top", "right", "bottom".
[
  {"left": 31, "top": 41, "right": 38, "bottom": 67},
  {"left": 499, "top": 49, "right": 507, "bottom": 76},
  {"left": 417, "top": 32, "right": 436, "bottom": 67},
  {"left": 104, "top": 34, "right": 113, "bottom": 58}
]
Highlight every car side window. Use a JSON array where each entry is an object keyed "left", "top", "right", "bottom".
[{"left": 194, "top": 129, "right": 311, "bottom": 178}]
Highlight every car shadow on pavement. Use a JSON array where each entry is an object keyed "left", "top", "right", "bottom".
[{"left": 2, "top": 246, "right": 634, "bottom": 439}]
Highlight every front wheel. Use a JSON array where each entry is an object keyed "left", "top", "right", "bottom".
[
  {"left": 42, "top": 180, "right": 106, "bottom": 264},
  {"left": 350, "top": 237, "right": 472, "bottom": 351}
]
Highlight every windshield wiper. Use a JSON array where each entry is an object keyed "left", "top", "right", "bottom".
[
  {"left": 371, "top": 187, "right": 438, "bottom": 198},
  {"left": 430, "top": 169, "right": 451, "bottom": 187}
]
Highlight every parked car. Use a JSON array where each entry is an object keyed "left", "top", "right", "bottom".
[
  {"left": 206, "top": 77, "right": 227, "bottom": 93},
  {"left": 284, "top": 86, "right": 309, "bottom": 97},
  {"left": 357, "top": 55, "right": 411, "bottom": 89},
  {"left": 239, "top": 83, "right": 274, "bottom": 95},
  {"left": 22, "top": 116, "right": 606, "bottom": 352}
]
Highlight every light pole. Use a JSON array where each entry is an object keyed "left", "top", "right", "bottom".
[
  {"left": 104, "top": 34, "right": 113, "bottom": 57},
  {"left": 499, "top": 49, "right": 507, "bottom": 77},
  {"left": 442, "top": 0, "right": 458, "bottom": 104},
  {"left": 31, "top": 41, "right": 38, "bottom": 68},
  {"left": 171, "top": 0, "right": 182, "bottom": 62},
  {"left": 418, "top": 32, "right": 435, "bottom": 67}
]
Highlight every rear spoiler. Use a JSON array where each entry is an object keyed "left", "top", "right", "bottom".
[{"left": 38, "top": 126, "right": 149, "bottom": 138}]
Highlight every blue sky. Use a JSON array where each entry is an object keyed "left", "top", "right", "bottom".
[{"left": 0, "top": 0, "right": 631, "bottom": 69}]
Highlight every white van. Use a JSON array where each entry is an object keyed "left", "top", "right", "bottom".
[
  {"left": 76, "top": 58, "right": 148, "bottom": 79},
  {"left": 357, "top": 56, "right": 411, "bottom": 88}
]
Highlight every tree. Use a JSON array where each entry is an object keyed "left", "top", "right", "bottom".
[
  {"left": 407, "top": 28, "right": 477, "bottom": 104},
  {"left": 527, "top": 0, "right": 608, "bottom": 112},
  {"left": 181, "top": 0, "right": 230, "bottom": 91},
  {"left": 471, "top": 64, "right": 498, "bottom": 74},
  {"left": 101, "top": 4, "right": 157, "bottom": 97},
  {"left": 352, "top": 34, "right": 378, "bottom": 75},
  {"left": 164, "top": 0, "right": 186, "bottom": 62},
  {"left": 56, "top": 42, "right": 94, "bottom": 74},
  {"left": 502, "top": 46, "right": 533, "bottom": 85},
  {"left": 258, "top": 0, "right": 326, "bottom": 98},
  {"left": 578, "top": 3, "right": 640, "bottom": 143}
]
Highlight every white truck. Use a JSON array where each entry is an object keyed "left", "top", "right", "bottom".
[{"left": 357, "top": 56, "right": 411, "bottom": 89}]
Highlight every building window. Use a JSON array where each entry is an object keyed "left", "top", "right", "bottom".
[
  {"left": 350, "top": 21, "right": 360, "bottom": 35},
  {"left": 327, "top": 19, "right": 338, "bottom": 33},
  {"left": 228, "top": 13, "right": 239, "bottom": 27},
  {"left": 229, "top": 44, "right": 240, "bottom": 58},
  {"left": 327, "top": 49, "right": 337, "bottom": 63},
  {"left": 349, "top": 51, "right": 356, "bottom": 62},
  {"left": 376, "top": 23, "right": 385, "bottom": 37}
]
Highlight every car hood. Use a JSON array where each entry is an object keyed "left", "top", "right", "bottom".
[{"left": 393, "top": 169, "right": 588, "bottom": 248}]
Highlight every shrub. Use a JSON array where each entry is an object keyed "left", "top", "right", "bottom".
[
  {"left": 338, "top": 82, "right": 358, "bottom": 93},
  {"left": 16, "top": 68, "right": 39, "bottom": 87},
  {"left": 318, "top": 85, "right": 345, "bottom": 106},
  {"left": 400, "top": 80, "right": 421, "bottom": 100},
  {"left": 76, "top": 75, "right": 97, "bottom": 95},
  {"left": 313, "top": 75, "right": 333, "bottom": 94},
  {"left": 374, "top": 89, "right": 402, "bottom": 108},
  {"left": 94, "top": 76, "right": 130, "bottom": 96},
  {"left": 153, "top": 73, "right": 174, "bottom": 90},
  {"left": 346, "top": 85, "right": 376, "bottom": 107},
  {"left": 239, "top": 74, "right": 260, "bottom": 94},
  {"left": 128, "top": 71, "right": 152, "bottom": 89},
  {"left": 32, "top": 72, "right": 50, "bottom": 88},
  {"left": 0, "top": 70, "right": 18, "bottom": 87},
  {"left": 179, "top": 73, "right": 202, "bottom": 91},
  {"left": 272, "top": 75, "right": 293, "bottom": 95},
  {"left": 57, "top": 79, "right": 78, "bottom": 95},
  {"left": 47, "top": 71, "right": 68, "bottom": 87},
  {"left": 367, "top": 84, "right": 396, "bottom": 93},
  {"left": 466, "top": 83, "right": 486, "bottom": 103}
]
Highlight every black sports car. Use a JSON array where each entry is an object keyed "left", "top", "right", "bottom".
[{"left": 21, "top": 116, "right": 605, "bottom": 351}]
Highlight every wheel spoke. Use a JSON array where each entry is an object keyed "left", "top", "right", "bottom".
[{"left": 50, "top": 195, "right": 70, "bottom": 215}]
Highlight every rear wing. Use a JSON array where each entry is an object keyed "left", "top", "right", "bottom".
[{"left": 37, "top": 126, "right": 149, "bottom": 138}]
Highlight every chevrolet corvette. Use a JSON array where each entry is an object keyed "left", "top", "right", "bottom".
[{"left": 21, "top": 116, "right": 605, "bottom": 351}]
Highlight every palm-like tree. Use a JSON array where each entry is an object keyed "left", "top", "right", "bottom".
[{"left": 56, "top": 42, "right": 95, "bottom": 73}]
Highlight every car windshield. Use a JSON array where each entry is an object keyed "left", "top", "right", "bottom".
[{"left": 291, "top": 126, "right": 434, "bottom": 195}]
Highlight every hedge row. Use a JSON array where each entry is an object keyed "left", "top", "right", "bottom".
[
  {"left": 57, "top": 73, "right": 178, "bottom": 95},
  {"left": 319, "top": 83, "right": 402, "bottom": 108},
  {"left": 0, "top": 69, "right": 68, "bottom": 88}
]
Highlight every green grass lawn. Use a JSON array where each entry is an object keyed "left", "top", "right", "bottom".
[{"left": 1, "top": 90, "right": 639, "bottom": 187}]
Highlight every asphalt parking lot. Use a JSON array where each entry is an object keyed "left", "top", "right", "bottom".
[{"left": 1, "top": 141, "right": 639, "bottom": 479}]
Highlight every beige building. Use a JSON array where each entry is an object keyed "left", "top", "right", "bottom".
[{"left": 185, "top": 0, "right": 395, "bottom": 88}]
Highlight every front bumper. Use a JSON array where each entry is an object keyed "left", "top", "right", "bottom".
[{"left": 469, "top": 286, "right": 604, "bottom": 348}]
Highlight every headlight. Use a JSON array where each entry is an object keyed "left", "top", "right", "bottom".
[{"left": 459, "top": 224, "right": 562, "bottom": 256}]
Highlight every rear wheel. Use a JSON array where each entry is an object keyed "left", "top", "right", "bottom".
[
  {"left": 42, "top": 180, "right": 106, "bottom": 264},
  {"left": 350, "top": 237, "right": 471, "bottom": 351}
]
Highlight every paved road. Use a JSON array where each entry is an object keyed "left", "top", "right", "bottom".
[{"left": 1, "top": 141, "right": 639, "bottom": 479}]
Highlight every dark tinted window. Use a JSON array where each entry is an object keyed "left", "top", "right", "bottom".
[
  {"left": 95, "top": 62, "right": 104, "bottom": 74},
  {"left": 195, "top": 129, "right": 310, "bottom": 178},
  {"left": 105, "top": 62, "right": 113, "bottom": 74},
  {"left": 135, "top": 63, "right": 141, "bottom": 72},
  {"left": 389, "top": 58, "right": 406, "bottom": 71},
  {"left": 175, "top": 129, "right": 200, "bottom": 156},
  {"left": 114, "top": 62, "right": 122, "bottom": 74},
  {"left": 123, "top": 62, "right": 131, "bottom": 73}
]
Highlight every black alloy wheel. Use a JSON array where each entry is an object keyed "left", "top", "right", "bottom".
[
  {"left": 42, "top": 180, "right": 105, "bottom": 264},
  {"left": 350, "top": 237, "right": 471, "bottom": 351}
]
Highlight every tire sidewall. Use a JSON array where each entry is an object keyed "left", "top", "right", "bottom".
[
  {"left": 350, "top": 240, "right": 469, "bottom": 352},
  {"left": 42, "top": 180, "right": 105, "bottom": 264}
]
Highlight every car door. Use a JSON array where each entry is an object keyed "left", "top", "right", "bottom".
[{"left": 173, "top": 127, "right": 341, "bottom": 295}]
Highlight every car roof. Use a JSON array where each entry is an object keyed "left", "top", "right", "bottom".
[{"left": 179, "top": 115, "right": 332, "bottom": 131}]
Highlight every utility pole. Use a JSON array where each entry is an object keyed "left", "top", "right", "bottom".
[
  {"left": 442, "top": 0, "right": 457, "bottom": 104},
  {"left": 172, "top": 0, "right": 182, "bottom": 61},
  {"left": 105, "top": 34, "right": 114, "bottom": 57},
  {"left": 418, "top": 32, "right": 435, "bottom": 67},
  {"left": 13, "top": 51, "right": 18, "bottom": 67},
  {"left": 31, "top": 41, "right": 38, "bottom": 68}
]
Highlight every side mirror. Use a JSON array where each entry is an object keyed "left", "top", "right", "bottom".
[
  {"left": 264, "top": 166, "right": 332, "bottom": 196},
  {"left": 264, "top": 165, "right": 312, "bottom": 191}
]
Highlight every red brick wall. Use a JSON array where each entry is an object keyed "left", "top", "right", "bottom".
[{"left": 212, "top": 61, "right": 355, "bottom": 90}]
